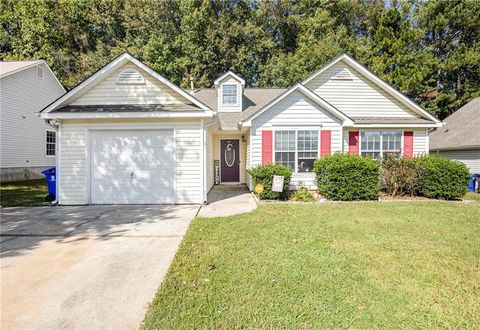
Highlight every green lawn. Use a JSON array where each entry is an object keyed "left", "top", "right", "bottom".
[
  {"left": 0, "top": 179, "right": 49, "bottom": 207},
  {"left": 143, "top": 201, "right": 480, "bottom": 329}
]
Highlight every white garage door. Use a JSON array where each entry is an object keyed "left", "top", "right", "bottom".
[{"left": 91, "top": 130, "right": 175, "bottom": 204}]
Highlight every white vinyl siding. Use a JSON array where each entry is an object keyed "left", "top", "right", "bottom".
[
  {"left": 70, "top": 63, "right": 190, "bottom": 106},
  {"left": 436, "top": 149, "right": 480, "bottom": 174},
  {"left": 206, "top": 128, "right": 214, "bottom": 191},
  {"left": 250, "top": 90, "right": 342, "bottom": 188},
  {"left": 58, "top": 119, "right": 203, "bottom": 205},
  {"left": 305, "top": 60, "right": 420, "bottom": 118},
  {"left": 0, "top": 64, "right": 64, "bottom": 169},
  {"left": 342, "top": 128, "right": 429, "bottom": 156}
]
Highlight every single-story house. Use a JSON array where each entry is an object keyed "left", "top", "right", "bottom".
[
  {"left": 1, "top": 60, "right": 65, "bottom": 181},
  {"left": 40, "top": 53, "right": 442, "bottom": 205},
  {"left": 429, "top": 97, "right": 480, "bottom": 174}
]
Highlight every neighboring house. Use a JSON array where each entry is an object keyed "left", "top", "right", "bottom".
[
  {"left": 1, "top": 60, "right": 66, "bottom": 181},
  {"left": 429, "top": 97, "right": 480, "bottom": 174},
  {"left": 40, "top": 53, "right": 441, "bottom": 205}
]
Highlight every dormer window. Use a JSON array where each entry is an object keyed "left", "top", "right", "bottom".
[{"left": 222, "top": 84, "right": 238, "bottom": 105}]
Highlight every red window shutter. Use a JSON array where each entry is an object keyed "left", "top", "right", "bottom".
[
  {"left": 262, "top": 130, "right": 273, "bottom": 165},
  {"left": 348, "top": 131, "right": 359, "bottom": 155},
  {"left": 320, "top": 130, "right": 331, "bottom": 156},
  {"left": 403, "top": 131, "right": 414, "bottom": 157}
]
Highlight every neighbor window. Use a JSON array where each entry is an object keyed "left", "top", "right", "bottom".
[
  {"left": 222, "top": 84, "right": 237, "bottom": 104},
  {"left": 360, "top": 131, "right": 401, "bottom": 159},
  {"left": 46, "top": 130, "right": 56, "bottom": 156},
  {"left": 274, "top": 130, "right": 318, "bottom": 172}
]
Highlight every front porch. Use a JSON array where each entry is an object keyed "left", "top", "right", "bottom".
[{"left": 199, "top": 185, "right": 257, "bottom": 217}]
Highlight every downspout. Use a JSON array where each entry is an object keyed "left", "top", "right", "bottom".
[{"left": 46, "top": 119, "right": 60, "bottom": 205}]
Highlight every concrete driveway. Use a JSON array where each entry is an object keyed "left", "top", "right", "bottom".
[{"left": 0, "top": 205, "right": 199, "bottom": 330}]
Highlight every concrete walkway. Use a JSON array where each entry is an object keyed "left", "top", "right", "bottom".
[
  {"left": 1, "top": 205, "right": 198, "bottom": 330},
  {"left": 198, "top": 185, "right": 257, "bottom": 218}
]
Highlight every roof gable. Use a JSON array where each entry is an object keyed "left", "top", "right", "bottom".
[
  {"left": 214, "top": 71, "right": 245, "bottom": 87},
  {"left": 41, "top": 53, "right": 210, "bottom": 114},
  {"left": 303, "top": 54, "right": 441, "bottom": 124},
  {"left": 242, "top": 84, "right": 353, "bottom": 127}
]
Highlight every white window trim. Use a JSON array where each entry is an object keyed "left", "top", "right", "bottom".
[
  {"left": 358, "top": 129, "right": 404, "bottom": 158},
  {"left": 273, "top": 128, "right": 319, "bottom": 174},
  {"left": 45, "top": 130, "right": 56, "bottom": 157},
  {"left": 222, "top": 84, "right": 238, "bottom": 106}
]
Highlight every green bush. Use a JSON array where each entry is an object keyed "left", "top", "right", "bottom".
[
  {"left": 381, "top": 154, "right": 422, "bottom": 196},
  {"left": 416, "top": 156, "right": 470, "bottom": 199},
  {"left": 313, "top": 154, "right": 380, "bottom": 201},
  {"left": 290, "top": 182, "right": 316, "bottom": 202},
  {"left": 248, "top": 164, "right": 293, "bottom": 200}
]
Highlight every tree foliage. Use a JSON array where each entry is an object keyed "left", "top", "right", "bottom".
[{"left": 1, "top": 0, "right": 478, "bottom": 119}]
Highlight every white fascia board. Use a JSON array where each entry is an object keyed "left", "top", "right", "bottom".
[
  {"left": 40, "top": 110, "right": 214, "bottom": 120},
  {"left": 242, "top": 83, "right": 353, "bottom": 126},
  {"left": 350, "top": 122, "right": 442, "bottom": 128},
  {"left": 214, "top": 71, "right": 246, "bottom": 86},
  {"left": 0, "top": 60, "right": 41, "bottom": 78},
  {"left": 42, "top": 53, "right": 212, "bottom": 113},
  {"left": 302, "top": 53, "right": 441, "bottom": 124}
]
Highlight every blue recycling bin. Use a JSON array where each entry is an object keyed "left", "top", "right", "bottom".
[
  {"left": 41, "top": 167, "right": 56, "bottom": 199},
  {"left": 468, "top": 174, "right": 478, "bottom": 193}
]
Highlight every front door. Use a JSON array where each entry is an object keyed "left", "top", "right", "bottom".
[{"left": 220, "top": 139, "right": 240, "bottom": 183}]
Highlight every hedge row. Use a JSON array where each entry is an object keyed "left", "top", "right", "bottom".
[{"left": 249, "top": 154, "right": 470, "bottom": 201}]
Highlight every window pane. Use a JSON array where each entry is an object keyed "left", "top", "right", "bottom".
[
  {"left": 275, "top": 152, "right": 295, "bottom": 170},
  {"left": 361, "top": 131, "right": 381, "bottom": 151},
  {"left": 382, "top": 132, "right": 401, "bottom": 151},
  {"left": 46, "top": 131, "right": 56, "bottom": 156},
  {"left": 222, "top": 84, "right": 237, "bottom": 104},
  {"left": 275, "top": 131, "right": 295, "bottom": 151},
  {"left": 361, "top": 151, "right": 380, "bottom": 159},
  {"left": 297, "top": 130, "right": 318, "bottom": 151},
  {"left": 297, "top": 158, "right": 315, "bottom": 172}
]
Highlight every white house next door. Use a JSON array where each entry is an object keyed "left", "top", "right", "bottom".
[{"left": 90, "top": 130, "right": 175, "bottom": 204}]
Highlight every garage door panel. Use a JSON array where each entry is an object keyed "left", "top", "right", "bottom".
[{"left": 91, "top": 130, "right": 175, "bottom": 204}]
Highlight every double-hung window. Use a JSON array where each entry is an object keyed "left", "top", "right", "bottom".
[
  {"left": 360, "top": 131, "right": 401, "bottom": 159},
  {"left": 46, "top": 130, "right": 56, "bottom": 156},
  {"left": 222, "top": 84, "right": 237, "bottom": 104},
  {"left": 274, "top": 130, "right": 318, "bottom": 172}
]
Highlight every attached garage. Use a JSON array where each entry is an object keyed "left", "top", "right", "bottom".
[
  {"left": 90, "top": 130, "right": 175, "bottom": 204},
  {"left": 40, "top": 53, "right": 213, "bottom": 205}
]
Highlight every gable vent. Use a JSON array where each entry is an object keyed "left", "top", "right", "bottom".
[
  {"left": 330, "top": 68, "right": 353, "bottom": 80},
  {"left": 116, "top": 68, "right": 145, "bottom": 85}
]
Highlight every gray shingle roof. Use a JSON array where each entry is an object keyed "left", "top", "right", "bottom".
[
  {"left": 192, "top": 88, "right": 287, "bottom": 130},
  {"left": 52, "top": 104, "right": 201, "bottom": 113},
  {"left": 429, "top": 97, "right": 480, "bottom": 150}
]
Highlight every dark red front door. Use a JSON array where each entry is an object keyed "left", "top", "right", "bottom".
[{"left": 220, "top": 139, "right": 240, "bottom": 183}]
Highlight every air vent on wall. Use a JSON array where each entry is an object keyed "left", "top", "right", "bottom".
[
  {"left": 116, "top": 68, "right": 145, "bottom": 85},
  {"left": 330, "top": 68, "right": 353, "bottom": 80}
]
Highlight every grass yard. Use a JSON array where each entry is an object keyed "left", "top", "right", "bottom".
[
  {"left": 0, "top": 179, "right": 48, "bottom": 207},
  {"left": 143, "top": 201, "right": 480, "bottom": 329}
]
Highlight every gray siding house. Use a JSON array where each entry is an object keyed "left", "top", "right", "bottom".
[
  {"left": 0, "top": 60, "right": 65, "bottom": 181},
  {"left": 429, "top": 97, "right": 480, "bottom": 174}
]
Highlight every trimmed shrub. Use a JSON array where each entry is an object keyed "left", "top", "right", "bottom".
[
  {"left": 381, "top": 154, "right": 422, "bottom": 196},
  {"left": 416, "top": 156, "right": 470, "bottom": 199},
  {"left": 290, "top": 182, "right": 316, "bottom": 202},
  {"left": 248, "top": 164, "right": 293, "bottom": 200},
  {"left": 313, "top": 154, "right": 380, "bottom": 201}
]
